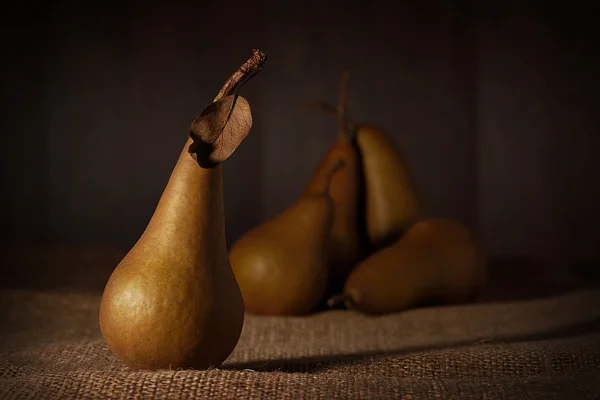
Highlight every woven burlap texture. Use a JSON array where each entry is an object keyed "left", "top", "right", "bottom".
[{"left": 1, "top": 288, "right": 600, "bottom": 399}]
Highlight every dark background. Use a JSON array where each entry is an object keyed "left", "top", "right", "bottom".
[{"left": 1, "top": 1, "right": 599, "bottom": 295}]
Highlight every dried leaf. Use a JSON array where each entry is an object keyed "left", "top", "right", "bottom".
[{"left": 188, "top": 95, "right": 252, "bottom": 168}]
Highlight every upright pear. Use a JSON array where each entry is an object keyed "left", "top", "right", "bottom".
[
  {"left": 356, "top": 124, "right": 422, "bottom": 251},
  {"left": 329, "top": 218, "right": 487, "bottom": 315},
  {"left": 305, "top": 88, "right": 423, "bottom": 253},
  {"left": 302, "top": 72, "right": 361, "bottom": 294},
  {"left": 230, "top": 161, "right": 346, "bottom": 316},
  {"left": 99, "top": 50, "right": 266, "bottom": 370}
]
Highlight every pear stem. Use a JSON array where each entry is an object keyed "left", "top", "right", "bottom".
[
  {"left": 326, "top": 293, "right": 349, "bottom": 308},
  {"left": 327, "top": 291, "right": 358, "bottom": 309},
  {"left": 188, "top": 49, "right": 267, "bottom": 157},
  {"left": 337, "top": 71, "right": 350, "bottom": 142},
  {"left": 303, "top": 100, "right": 357, "bottom": 133},
  {"left": 214, "top": 49, "right": 267, "bottom": 102}
]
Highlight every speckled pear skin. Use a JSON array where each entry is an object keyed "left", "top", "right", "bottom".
[{"left": 99, "top": 138, "right": 245, "bottom": 370}]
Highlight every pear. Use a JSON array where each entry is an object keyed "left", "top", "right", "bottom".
[
  {"left": 356, "top": 124, "right": 422, "bottom": 251},
  {"left": 304, "top": 89, "right": 422, "bottom": 253},
  {"left": 302, "top": 72, "right": 361, "bottom": 295},
  {"left": 99, "top": 50, "right": 266, "bottom": 370},
  {"left": 229, "top": 160, "right": 346, "bottom": 316},
  {"left": 329, "top": 218, "right": 487, "bottom": 315}
]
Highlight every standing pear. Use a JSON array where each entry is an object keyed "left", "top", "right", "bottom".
[
  {"left": 230, "top": 160, "right": 346, "bottom": 316},
  {"left": 305, "top": 84, "right": 423, "bottom": 253},
  {"left": 302, "top": 72, "right": 362, "bottom": 295},
  {"left": 99, "top": 50, "right": 266, "bottom": 370},
  {"left": 356, "top": 124, "right": 422, "bottom": 251}
]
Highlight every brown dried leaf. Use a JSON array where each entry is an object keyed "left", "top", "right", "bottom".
[{"left": 188, "top": 95, "right": 252, "bottom": 168}]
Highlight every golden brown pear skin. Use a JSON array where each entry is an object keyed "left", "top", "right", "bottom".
[
  {"left": 230, "top": 161, "right": 345, "bottom": 316},
  {"left": 332, "top": 218, "right": 487, "bottom": 315},
  {"left": 303, "top": 72, "right": 361, "bottom": 293},
  {"left": 303, "top": 144, "right": 360, "bottom": 290},
  {"left": 99, "top": 139, "right": 245, "bottom": 370},
  {"left": 355, "top": 124, "right": 423, "bottom": 252},
  {"left": 99, "top": 49, "right": 266, "bottom": 370},
  {"left": 302, "top": 98, "right": 422, "bottom": 253}
]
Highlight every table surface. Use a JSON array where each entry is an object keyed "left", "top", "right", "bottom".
[{"left": 1, "top": 243, "right": 600, "bottom": 399}]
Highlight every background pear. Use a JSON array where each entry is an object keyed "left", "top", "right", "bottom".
[
  {"left": 305, "top": 83, "right": 423, "bottom": 254},
  {"left": 329, "top": 218, "right": 487, "bottom": 315},
  {"left": 302, "top": 72, "right": 362, "bottom": 295},
  {"left": 99, "top": 50, "right": 266, "bottom": 370},
  {"left": 356, "top": 124, "right": 422, "bottom": 252},
  {"left": 230, "top": 161, "right": 345, "bottom": 316}
]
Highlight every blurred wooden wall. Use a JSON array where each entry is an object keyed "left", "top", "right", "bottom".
[{"left": 1, "top": 1, "right": 598, "bottom": 267}]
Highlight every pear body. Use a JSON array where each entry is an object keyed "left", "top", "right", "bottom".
[
  {"left": 99, "top": 143, "right": 245, "bottom": 370},
  {"left": 341, "top": 218, "right": 486, "bottom": 314},
  {"left": 302, "top": 142, "right": 361, "bottom": 291},
  {"left": 230, "top": 194, "right": 333, "bottom": 316},
  {"left": 356, "top": 124, "right": 422, "bottom": 251}
]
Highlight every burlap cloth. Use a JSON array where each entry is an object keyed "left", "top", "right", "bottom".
[
  {"left": 0, "top": 244, "right": 598, "bottom": 398},
  {"left": 1, "top": 285, "right": 599, "bottom": 399}
]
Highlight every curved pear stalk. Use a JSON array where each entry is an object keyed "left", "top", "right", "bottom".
[
  {"left": 303, "top": 101, "right": 357, "bottom": 134},
  {"left": 99, "top": 50, "right": 266, "bottom": 370}
]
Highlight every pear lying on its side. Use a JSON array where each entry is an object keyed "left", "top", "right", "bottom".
[{"left": 330, "top": 218, "right": 487, "bottom": 315}]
